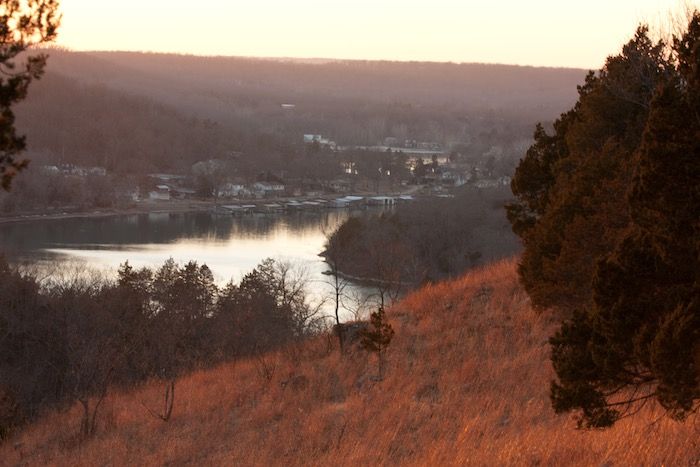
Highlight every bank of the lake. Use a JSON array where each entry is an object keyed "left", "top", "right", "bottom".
[{"left": 0, "top": 209, "right": 384, "bottom": 321}]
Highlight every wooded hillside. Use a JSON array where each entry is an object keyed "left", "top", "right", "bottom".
[{"left": 2, "top": 260, "right": 696, "bottom": 465}]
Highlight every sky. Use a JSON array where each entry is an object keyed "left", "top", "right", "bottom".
[{"left": 56, "top": 0, "right": 696, "bottom": 69}]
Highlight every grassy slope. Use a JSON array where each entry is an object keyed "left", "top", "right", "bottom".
[{"left": 2, "top": 259, "right": 697, "bottom": 466}]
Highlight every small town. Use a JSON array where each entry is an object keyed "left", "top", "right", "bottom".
[{"left": 2, "top": 132, "right": 513, "bottom": 221}]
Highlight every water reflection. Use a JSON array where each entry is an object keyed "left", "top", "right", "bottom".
[{"left": 0, "top": 209, "right": 377, "bottom": 321}]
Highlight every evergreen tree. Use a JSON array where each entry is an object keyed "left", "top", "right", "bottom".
[
  {"left": 508, "top": 26, "right": 669, "bottom": 311},
  {"left": 0, "top": 0, "right": 60, "bottom": 189},
  {"left": 545, "top": 14, "right": 700, "bottom": 427},
  {"left": 361, "top": 306, "right": 395, "bottom": 378}
]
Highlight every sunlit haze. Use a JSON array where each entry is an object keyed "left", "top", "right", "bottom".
[{"left": 57, "top": 0, "right": 695, "bottom": 69}]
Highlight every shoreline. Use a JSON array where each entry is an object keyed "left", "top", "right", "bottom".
[
  {"left": 318, "top": 250, "right": 413, "bottom": 289},
  {"left": 0, "top": 200, "right": 216, "bottom": 225},
  {"left": 0, "top": 189, "right": 422, "bottom": 226},
  {"left": 0, "top": 185, "right": 424, "bottom": 225}
]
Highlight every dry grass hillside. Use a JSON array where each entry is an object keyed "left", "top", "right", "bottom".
[{"left": 2, "top": 259, "right": 698, "bottom": 466}]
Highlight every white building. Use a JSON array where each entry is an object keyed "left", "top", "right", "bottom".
[
  {"left": 303, "top": 134, "right": 337, "bottom": 150},
  {"left": 253, "top": 182, "right": 285, "bottom": 198},
  {"left": 149, "top": 185, "right": 171, "bottom": 201},
  {"left": 218, "top": 182, "right": 248, "bottom": 198}
]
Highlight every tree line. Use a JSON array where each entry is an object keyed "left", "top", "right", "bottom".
[
  {"left": 508, "top": 13, "right": 700, "bottom": 427},
  {"left": 325, "top": 186, "right": 520, "bottom": 287},
  {"left": 0, "top": 257, "right": 324, "bottom": 438}
]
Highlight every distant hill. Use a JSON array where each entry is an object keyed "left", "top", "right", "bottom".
[
  {"left": 14, "top": 72, "right": 244, "bottom": 173},
  {"left": 13, "top": 50, "right": 587, "bottom": 173},
  {"left": 45, "top": 50, "right": 585, "bottom": 120}
]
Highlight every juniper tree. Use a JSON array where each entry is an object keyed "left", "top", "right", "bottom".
[
  {"left": 549, "top": 13, "right": 700, "bottom": 428},
  {"left": 507, "top": 26, "right": 670, "bottom": 312},
  {"left": 361, "top": 306, "right": 394, "bottom": 378}
]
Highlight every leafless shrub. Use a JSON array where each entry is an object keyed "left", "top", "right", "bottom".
[
  {"left": 254, "top": 351, "right": 278, "bottom": 386},
  {"left": 141, "top": 379, "right": 176, "bottom": 422}
]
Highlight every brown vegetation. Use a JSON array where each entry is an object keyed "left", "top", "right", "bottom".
[
  {"left": 1, "top": 259, "right": 698, "bottom": 466},
  {"left": 325, "top": 185, "right": 520, "bottom": 286}
]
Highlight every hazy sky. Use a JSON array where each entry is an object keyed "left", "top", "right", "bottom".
[{"left": 57, "top": 0, "right": 695, "bottom": 69}]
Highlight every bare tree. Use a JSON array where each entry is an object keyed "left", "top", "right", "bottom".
[
  {"left": 192, "top": 158, "right": 228, "bottom": 207},
  {"left": 141, "top": 380, "right": 175, "bottom": 422},
  {"left": 323, "top": 226, "right": 353, "bottom": 351},
  {"left": 366, "top": 229, "right": 411, "bottom": 309},
  {"left": 54, "top": 276, "right": 122, "bottom": 437},
  {"left": 264, "top": 259, "right": 325, "bottom": 336}
]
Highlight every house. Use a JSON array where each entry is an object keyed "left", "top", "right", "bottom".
[
  {"left": 218, "top": 182, "right": 248, "bottom": 198},
  {"left": 87, "top": 167, "right": 107, "bottom": 176},
  {"left": 56, "top": 164, "right": 107, "bottom": 177},
  {"left": 253, "top": 182, "right": 285, "bottom": 193},
  {"left": 40, "top": 165, "right": 60, "bottom": 174},
  {"left": 149, "top": 173, "right": 188, "bottom": 183},
  {"left": 303, "top": 134, "right": 337, "bottom": 150},
  {"left": 327, "top": 179, "right": 351, "bottom": 193},
  {"left": 252, "top": 182, "right": 285, "bottom": 198},
  {"left": 149, "top": 185, "right": 171, "bottom": 201},
  {"left": 171, "top": 187, "right": 197, "bottom": 199},
  {"left": 304, "top": 134, "right": 323, "bottom": 143},
  {"left": 341, "top": 161, "right": 358, "bottom": 175},
  {"left": 441, "top": 171, "right": 467, "bottom": 187}
]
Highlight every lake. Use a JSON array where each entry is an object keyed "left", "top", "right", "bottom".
[{"left": 0, "top": 209, "right": 380, "bottom": 321}]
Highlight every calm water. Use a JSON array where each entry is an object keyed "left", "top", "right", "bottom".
[{"left": 0, "top": 209, "right": 378, "bottom": 321}]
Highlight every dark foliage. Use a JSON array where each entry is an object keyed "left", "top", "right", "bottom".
[
  {"left": 360, "top": 306, "right": 395, "bottom": 377},
  {"left": 0, "top": 0, "right": 59, "bottom": 190},
  {"left": 325, "top": 186, "right": 519, "bottom": 286},
  {"left": 0, "top": 256, "right": 320, "bottom": 438},
  {"left": 360, "top": 306, "right": 394, "bottom": 354},
  {"left": 510, "top": 14, "right": 700, "bottom": 427},
  {"left": 508, "top": 26, "right": 670, "bottom": 311}
]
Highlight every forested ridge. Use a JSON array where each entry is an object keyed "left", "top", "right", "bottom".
[
  {"left": 15, "top": 72, "right": 244, "bottom": 173},
  {"left": 13, "top": 50, "right": 583, "bottom": 175}
]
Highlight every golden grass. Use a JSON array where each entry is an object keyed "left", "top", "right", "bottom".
[{"left": 2, "top": 258, "right": 699, "bottom": 466}]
